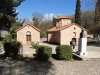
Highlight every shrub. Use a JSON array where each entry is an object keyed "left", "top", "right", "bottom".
[
  {"left": 3, "top": 41, "right": 22, "bottom": 58},
  {"left": 2, "top": 34, "right": 12, "bottom": 44},
  {"left": 56, "top": 45, "right": 73, "bottom": 60},
  {"left": 31, "top": 41, "right": 39, "bottom": 49},
  {"left": 36, "top": 46, "right": 52, "bottom": 60}
]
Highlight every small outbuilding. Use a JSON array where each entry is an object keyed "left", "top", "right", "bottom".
[
  {"left": 15, "top": 23, "right": 41, "bottom": 45},
  {"left": 46, "top": 15, "right": 88, "bottom": 46}
]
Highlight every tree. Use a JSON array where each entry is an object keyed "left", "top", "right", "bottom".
[
  {"left": 32, "top": 12, "right": 43, "bottom": 27},
  {"left": 53, "top": 16, "right": 56, "bottom": 27},
  {"left": 0, "top": 0, "right": 25, "bottom": 38},
  {"left": 10, "top": 22, "right": 21, "bottom": 39},
  {"left": 75, "top": 0, "right": 82, "bottom": 26},
  {"left": 94, "top": 0, "right": 100, "bottom": 34},
  {"left": 84, "top": 20, "right": 90, "bottom": 30},
  {"left": 32, "top": 17, "right": 39, "bottom": 27}
]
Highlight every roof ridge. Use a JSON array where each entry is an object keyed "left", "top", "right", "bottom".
[{"left": 15, "top": 23, "right": 41, "bottom": 32}]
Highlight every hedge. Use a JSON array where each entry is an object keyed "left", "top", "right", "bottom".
[
  {"left": 36, "top": 46, "right": 52, "bottom": 60},
  {"left": 56, "top": 45, "right": 73, "bottom": 60},
  {"left": 3, "top": 41, "right": 22, "bottom": 58}
]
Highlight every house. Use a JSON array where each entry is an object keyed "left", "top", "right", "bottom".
[
  {"left": 46, "top": 15, "right": 88, "bottom": 46},
  {"left": 15, "top": 23, "right": 41, "bottom": 45},
  {"left": 87, "top": 34, "right": 94, "bottom": 38}
]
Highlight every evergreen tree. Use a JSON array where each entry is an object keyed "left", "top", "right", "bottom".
[
  {"left": 0, "top": 0, "right": 25, "bottom": 38},
  {"left": 75, "top": 0, "right": 82, "bottom": 26},
  {"left": 53, "top": 16, "right": 56, "bottom": 27}
]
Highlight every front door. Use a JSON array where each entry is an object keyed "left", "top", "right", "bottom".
[
  {"left": 26, "top": 35, "right": 31, "bottom": 45},
  {"left": 72, "top": 38, "right": 76, "bottom": 45}
]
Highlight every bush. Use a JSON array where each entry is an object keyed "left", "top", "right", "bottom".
[
  {"left": 56, "top": 45, "right": 73, "bottom": 60},
  {"left": 31, "top": 41, "right": 39, "bottom": 49},
  {"left": 2, "top": 34, "right": 12, "bottom": 44},
  {"left": 3, "top": 41, "right": 22, "bottom": 58},
  {"left": 36, "top": 46, "right": 52, "bottom": 60}
]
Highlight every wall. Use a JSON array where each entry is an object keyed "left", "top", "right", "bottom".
[
  {"left": 47, "top": 32, "right": 56, "bottom": 42},
  {"left": 56, "top": 19, "right": 71, "bottom": 27},
  {"left": 17, "top": 25, "right": 40, "bottom": 45},
  {"left": 61, "top": 19, "right": 71, "bottom": 26},
  {"left": 60, "top": 24, "right": 87, "bottom": 45}
]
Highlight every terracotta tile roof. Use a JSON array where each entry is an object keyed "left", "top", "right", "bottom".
[
  {"left": 55, "top": 15, "right": 72, "bottom": 20},
  {"left": 46, "top": 23, "right": 89, "bottom": 32},
  {"left": 15, "top": 23, "right": 41, "bottom": 32}
]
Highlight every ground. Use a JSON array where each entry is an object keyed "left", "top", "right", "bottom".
[{"left": 0, "top": 38, "right": 100, "bottom": 75}]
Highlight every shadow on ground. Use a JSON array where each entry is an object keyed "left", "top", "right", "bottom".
[
  {"left": 0, "top": 56, "right": 56, "bottom": 75},
  {"left": 87, "top": 41, "right": 100, "bottom": 47},
  {"left": 43, "top": 41, "right": 60, "bottom": 45}
]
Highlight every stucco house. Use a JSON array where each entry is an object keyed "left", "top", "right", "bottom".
[
  {"left": 46, "top": 15, "right": 88, "bottom": 46},
  {"left": 15, "top": 23, "right": 41, "bottom": 45}
]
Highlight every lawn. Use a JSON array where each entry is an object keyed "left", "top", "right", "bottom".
[{"left": 87, "top": 39, "right": 97, "bottom": 42}]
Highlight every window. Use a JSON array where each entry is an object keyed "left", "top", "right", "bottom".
[
  {"left": 26, "top": 35, "right": 31, "bottom": 41},
  {"left": 74, "top": 27, "right": 76, "bottom": 30}
]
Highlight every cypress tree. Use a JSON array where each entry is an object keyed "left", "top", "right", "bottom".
[
  {"left": 53, "top": 16, "right": 56, "bottom": 27},
  {"left": 75, "top": 0, "right": 82, "bottom": 26}
]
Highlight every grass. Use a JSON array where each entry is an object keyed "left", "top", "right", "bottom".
[{"left": 87, "top": 39, "right": 97, "bottom": 42}]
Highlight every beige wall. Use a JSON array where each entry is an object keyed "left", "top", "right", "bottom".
[
  {"left": 47, "top": 31, "right": 60, "bottom": 44},
  {"left": 17, "top": 25, "right": 40, "bottom": 45},
  {"left": 56, "top": 19, "right": 71, "bottom": 26},
  {"left": 61, "top": 19, "right": 71, "bottom": 26},
  {"left": 60, "top": 25, "right": 87, "bottom": 46}
]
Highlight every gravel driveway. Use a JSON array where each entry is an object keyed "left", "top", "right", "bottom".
[{"left": 0, "top": 60, "right": 100, "bottom": 75}]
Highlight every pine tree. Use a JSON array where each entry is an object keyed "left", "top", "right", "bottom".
[
  {"left": 53, "top": 16, "right": 56, "bottom": 27},
  {"left": 0, "top": 0, "right": 25, "bottom": 38},
  {"left": 75, "top": 0, "right": 82, "bottom": 26}
]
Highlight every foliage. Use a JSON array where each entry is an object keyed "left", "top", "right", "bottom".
[
  {"left": 0, "top": 13, "right": 3, "bottom": 19},
  {"left": 56, "top": 45, "right": 73, "bottom": 60},
  {"left": 10, "top": 22, "right": 21, "bottom": 39},
  {"left": 84, "top": 20, "right": 90, "bottom": 30},
  {"left": 36, "top": 46, "right": 52, "bottom": 60},
  {"left": 53, "top": 16, "right": 56, "bottom": 27},
  {"left": 94, "top": 0, "right": 100, "bottom": 34},
  {"left": 40, "top": 31, "right": 47, "bottom": 38},
  {"left": 75, "top": 0, "right": 82, "bottom": 26},
  {"left": 0, "top": 0, "right": 25, "bottom": 31},
  {"left": 31, "top": 41, "right": 40, "bottom": 49},
  {"left": 3, "top": 41, "right": 22, "bottom": 58},
  {"left": 2, "top": 34, "right": 12, "bottom": 44}
]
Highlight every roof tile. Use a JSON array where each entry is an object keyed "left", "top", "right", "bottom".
[
  {"left": 15, "top": 23, "right": 41, "bottom": 32},
  {"left": 46, "top": 23, "right": 89, "bottom": 32},
  {"left": 55, "top": 15, "right": 72, "bottom": 20}
]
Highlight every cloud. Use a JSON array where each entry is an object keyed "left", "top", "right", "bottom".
[
  {"left": 58, "top": 13, "right": 61, "bottom": 16},
  {"left": 43, "top": 13, "right": 56, "bottom": 21}
]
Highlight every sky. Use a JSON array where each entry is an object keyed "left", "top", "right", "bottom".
[{"left": 16, "top": 0, "right": 95, "bottom": 22}]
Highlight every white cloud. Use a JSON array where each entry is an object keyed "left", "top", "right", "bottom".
[
  {"left": 58, "top": 13, "right": 61, "bottom": 16},
  {"left": 43, "top": 13, "right": 56, "bottom": 21}
]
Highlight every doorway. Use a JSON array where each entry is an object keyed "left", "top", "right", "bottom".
[
  {"left": 26, "top": 31, "right": 31, "bottom": 45},
  {"left": 72, "top": 38, "right": 76, "bottom": 45}
]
